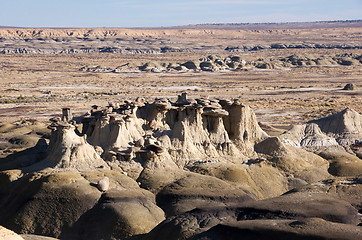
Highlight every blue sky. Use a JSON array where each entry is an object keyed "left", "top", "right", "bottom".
[{"left": 1, "top": 0, "right": 361, "bottom": 27}]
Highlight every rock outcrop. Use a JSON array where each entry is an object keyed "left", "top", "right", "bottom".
[
  {"left": 280, "top": 123, "right": 338, "bottom": 148},
  {"left": 148, "top": 176, "right": 362, "bottom": 239},
  {"left": 192, "top": 218, "right": 362, "bottom": 240},
  {"left": 316, "top": 146, "right": 362, "bottom": 176},
  {"left": 79, "top": 53, "right": 362, "bottom": 74},
  {"left": 281, "top": 108, "right": 362, "bottom": 147},
  {"left": 278, "top": 108, "right": 362, "bottom": 176},
  {"left": 311, "top": 108, "right": 362, "bottom": 146},
  {"left": 148, "top": 190, "right": 361, "bottom": 240},
  {"left": 0, "top": 171, "right": 102, "bottom": 238},
  {"left": 83, "top": 94, "right": 267, "bottom": 176},
  {"left": 63, "top": 188, "right": 165, "bottom": 240},
  {"left": 343, "top": 83, "right": 357, "bottom": 90},
  {"left": 28, "top": 122, "right": 110, "bottom": 172}
]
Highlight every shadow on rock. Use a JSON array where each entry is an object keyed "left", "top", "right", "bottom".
[{"left": 0, "top": 139, "right": 48, "bottom": 171}]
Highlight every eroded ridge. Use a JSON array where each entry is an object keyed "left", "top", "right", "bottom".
[{"left": 45, "top": 94, "right": 267, "bottom": 173}]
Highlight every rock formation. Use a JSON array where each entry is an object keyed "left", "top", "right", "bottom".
[
  {"left": 0, "top": 95, "right": 361, "bottom": 240},
  {"left": 79, "top": 53, "right": 362, "bottom": 74},
  {"left": 343, "top": 83, "right": 357, "bottom": 90},
  {"left": 97, "top": 176, "right": 109, "bottom": 191},
  {"left": 28, "top": 121, "right": 110, "bottom": 172},
  {"left": 254, "top": 136, "right": 331, "bottom": 182},
  {"left": 281, "top": 108, "right": 362, "bottom": 147},
  {"left": 279, "top": 108, "right": 362, "bottom": 177},
  {"left": 81, "top": 94, "right": 268, "bottom": 176},
  {"left": 311, "top": 108, "right": 362, "bottom": 146},
  {"left": 280, "top": 123, "right": 338, "bottom": 148},
  {"left": 148, "top": 188, "right": 362, "bottom": 240}
]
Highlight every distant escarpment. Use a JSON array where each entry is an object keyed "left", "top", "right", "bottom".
[
  {"left": 1, "top": 26, "right": 362, "bottom": 55},
  {"left": 1, "top": 42, "right": 361, "bottom": 55},
  {"left": 225, "top": 43, "right": 362, "bottom": 52}
]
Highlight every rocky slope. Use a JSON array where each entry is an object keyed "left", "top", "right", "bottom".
[{"left": 0, "top": 94, "right": 361, "bottom": 240}]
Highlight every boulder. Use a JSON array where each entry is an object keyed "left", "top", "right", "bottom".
[
  {"left": 97, "top": 176, "right": 109, "bottom": 191},
  {"left": 342, "top": 83, "right": 357, "bottom": 90}
]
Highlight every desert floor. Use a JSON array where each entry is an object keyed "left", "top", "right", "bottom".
[{"left": 0, "top": 50, "right": 361, "bottom": 127}]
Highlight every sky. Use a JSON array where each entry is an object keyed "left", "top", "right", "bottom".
[{"left": 1, "top": 0, "right": 361, "bottom": 28}]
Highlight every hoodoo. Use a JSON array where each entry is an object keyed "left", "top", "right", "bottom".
[
  {"left": 32, "top": 121, "right": 110, "bottom": 171},
  {"left": 81, "top": 94, "right": 268, "bottom": 169}
]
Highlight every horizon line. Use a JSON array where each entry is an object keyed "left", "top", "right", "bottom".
[{"left": 1, "top": 19, "right": 361, "bottom": 29}]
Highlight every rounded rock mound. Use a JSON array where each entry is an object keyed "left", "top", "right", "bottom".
[{"left": 342, "top": 83, "right": 357, "bottom": 90}]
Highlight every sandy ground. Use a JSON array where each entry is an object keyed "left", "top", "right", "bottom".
[{"left": 0, "top": 51, "right": 361, "bottom": 128}]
